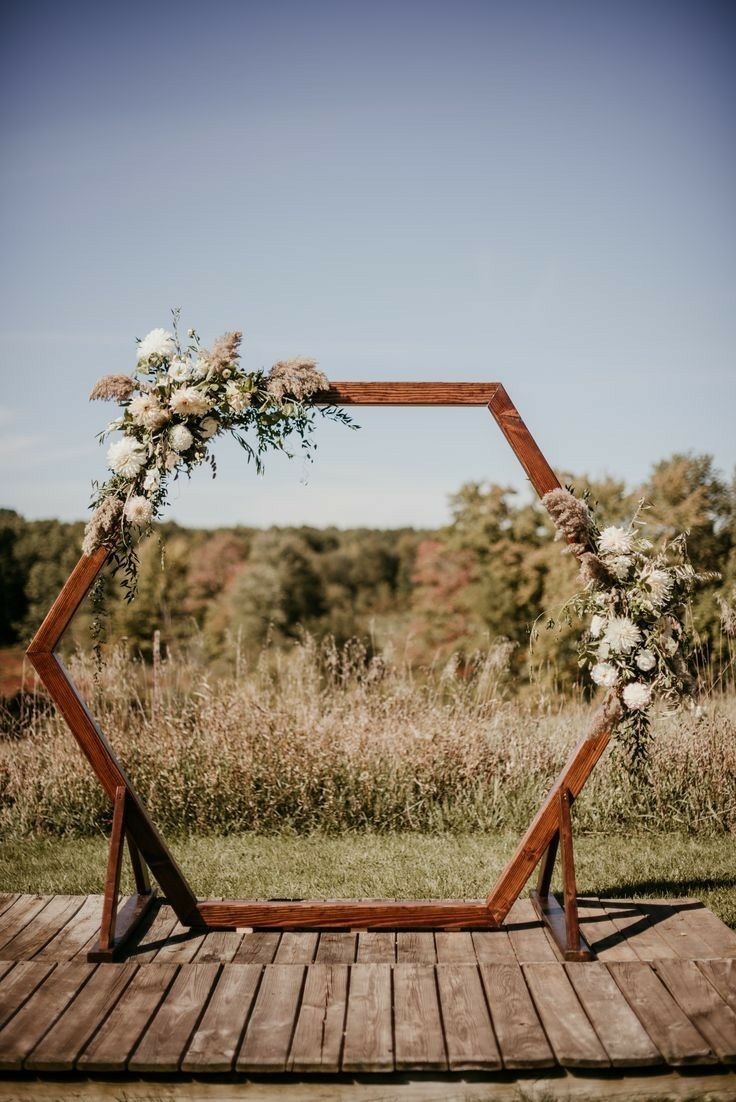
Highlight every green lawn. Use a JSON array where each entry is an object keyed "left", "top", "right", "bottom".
[{"left": 2, "top": 830, "right": 735, "bottom": 928}]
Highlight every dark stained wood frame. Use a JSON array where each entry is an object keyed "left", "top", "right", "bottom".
[{"left": 26, "top": 382, "right": 613, "bottom": 961}]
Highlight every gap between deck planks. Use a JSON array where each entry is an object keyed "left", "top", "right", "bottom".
[
  {"left": 0, "top": 956, "right": 734, "bottom": 1074},
  {"left": 1, "top": 894, "right": 736, "bottom": 1076}
]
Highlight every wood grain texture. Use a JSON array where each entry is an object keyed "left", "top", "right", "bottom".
[
  {"left": 487, "top": 384, "right": 561, "bottom": 498},
  {"left": 287, "top": 964, "right": 348, "bottom": 1073},
  {"left": 697, "top": 960, "right": 736, "bottom": 1016},
  {"left": 436, "top": 964, "right": 501, "bottom": 1070},
  {"left": 523, "top": 962, "right": 609, "bottom": 1068},
  {"left": 576, "top": 897, "right": 639, "bottom": 962},
  {"left": 25, "top": 962, "right": 138, "bottom": 1072},
  {"left": 654, "top": 960, "right": 736, "bottom": 1064},
  {"left": 486, "top": 732, "right": 611, "bottom": 923},
  {"left": 232, "top": 931, "right": 280, "bottom": 964},
  {"left": 181, "top": 964, "right": 262, "bottom": 1074},
  {"left": 236, "top": 964, "right": 305, "bottom": 1073},
  {"left": 35, "top": 896, "right": 105, "bottom": 962},
  {"left": 128, "top": 962, "right": 220, "bottom": 1073},
  {"left": 505, "top": 899, "right": 558, "bottom": 963},
  {"left": 76, "top": 962, "right": 178, "bottom": 1072},
  {"left": 196, "top": 900, "right": 493, "bottom": 929},
  {"left": 0, "top": 896, "right": 54, "bottom": 955},
  {"left": 393, "top": 964, "right": 447, "bottom": 1071},
  {"left": 396, "top": 931, "right": 436, "bottom": 962},
  {"left": 356, "top": 932, "right": 395, "bottom": 962},
  {"left": 602, "top": 899, "right": 680, "bottom": 963},
  {"left": 314, "top": 932, "right": 356, "bottom": 963},
  {"left": 342, "top": 964, "right": 393, "bottom": 1072},
  {"left": 0, "top": 962, "right": 55, "bottom": 1033},
  {"left": 609, "top": 961, "right": 715, "bottom": 1066},
  {"left": 0, "top": 896, "right": 83, "bottom": 961},
  {"left": 314, "top": 382, "right": 500, "bottom": 406},
  {"left": 479, "top": 962, "right": 554, "bottom": 1069},
  {"left": 639, "top": 899, "right": 729, "bottom": 960},
  {"left": 566, "top": 961, "right": 661, "bottom": 1067},
  {"left": 0, "top": 961, "right": 94, "bottom": 1071}
]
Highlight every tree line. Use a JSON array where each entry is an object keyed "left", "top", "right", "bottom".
[{"left": 1, "top": 452, "right": 733, "bottom": 691}]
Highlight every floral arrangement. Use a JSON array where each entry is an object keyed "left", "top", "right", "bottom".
[
  {"left": 543, "top": 487, "right": 716, "bottom": 764},
  {"left": 84, "top": 312, "right": 350, "bottom": 593}
]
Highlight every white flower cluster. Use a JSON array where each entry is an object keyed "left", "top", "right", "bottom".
[
  {"left": 575, "top": 513, "right": 701, "bottom": 732},
  {"left": 83, "top": 317, "right": 342, "bottom": 581}
]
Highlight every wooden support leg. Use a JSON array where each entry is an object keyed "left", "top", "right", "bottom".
[
  {"left": 528, "top": 787, "right": 592, "bottom": 962},
  {"left": 88, "top": 786, "right": 157, "bottom": 962}
]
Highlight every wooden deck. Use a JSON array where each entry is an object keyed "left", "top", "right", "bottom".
[{"left": 0, "top": 893, "right": 735, "bottom": 1079}]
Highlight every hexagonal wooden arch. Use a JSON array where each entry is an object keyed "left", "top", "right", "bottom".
[{"left": 26, "top": 383, "right": 613, "bottom": 962}]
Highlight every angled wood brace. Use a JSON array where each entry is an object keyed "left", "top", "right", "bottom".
[{"left": 26, "top": 383, "right": 611, "bottom": 961}]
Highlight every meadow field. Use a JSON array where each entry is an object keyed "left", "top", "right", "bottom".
[{"left": 1, "top": 638, "right": 734, "bottom": 924}]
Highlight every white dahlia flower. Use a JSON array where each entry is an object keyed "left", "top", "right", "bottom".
[
  {"left": 645, "top": 569, "right": 673, "bottom": 607},
  {"left": 129, "top": 393, "right": 169, "bottom": 431},
  {"left": 199, "top": 416, "right": 219, "bottom": 440},
  {"left": 143, "top": 468, "right": 161, "bottom": 493},
  {"left": 590, "top": 661, "right": 618, "bottom": 687},
  {"left": 168, "top": 358, "right": 193, "bottom": 382},
  {"left": 170, "top": 386, "right": 210, "bottom": 417},
  {"left": 226, "top": 381, "right": 251, "bottom": 412},
  {"left": 137, "top": 328, "right": 176, "bottom": 363},
  {"left": 622, "top": 681, "right": 652, "bottom": 711},
  {"left": 603, "top": 616, "right": 642, "bottom": 654},
  {"left": 636, "top": 649, "right": 656, "bottom": 672},
  {"left": 123, "top": 495, "right": 153, "bottom": 526},
  {"left": 590, "top": 614, "right": 605, "bottom": 639},
  {"left": 169, "top": 424, "right": 194, "bottom": 453},
  {"left": 610, "top": 556, "right": 632, "bottom": 580},
  {"left": 107, "top": 437, "right": 146, "bottom": 478},
  {"left": 598, "top": 526, "right": 634, "bottom": 555}
]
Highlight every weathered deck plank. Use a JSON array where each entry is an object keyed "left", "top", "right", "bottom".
[
  {"left": 26, "top": 962, "right": 138, "bottom": 1071},
  {"left": 523, "top": 962, "right": 610, "bottom": 1067},
  {"left": 566, "top": 961, "right": 661, "bottom": 1066},
  {"left": 654, "top": 959, "right": 736, "bottom": 1064},
  {"left": 181, "top": 963, "right": 261, "bottom": 1074},
  {"left": 609, "top": 960, "right": 716, "bottom": 1065},
  {"left": 393, "top": 964, "right": 446, "bottom": 1071},
  {"left": 128, "top": 962, "right": 220, "bottom": 1073},
  {"left": 0, "top": 894, "right": 734, "bottom": 1077},
  {"left": 287, "top": 963, "right": 348, "bottom": 1073},
  {"left": 0, "top": 961, "right": 94, "bottom": 1071},
  {"left": 479, "top": 961, "right": 555, "bottom": 1069},
  {"left": 436, "top": 964, "right": 500, "bottom": 1070},
  {"left": 342, "top": 963, "right": 393, "bottom": 1072},
  {"left": 236, "top": 964, "right": 305, "bottom": 1073},
  {"left": 76, "top": 962, "right": 178, "bottom": 1072}
]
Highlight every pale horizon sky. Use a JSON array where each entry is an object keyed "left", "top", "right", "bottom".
[{"left": 1, "top": 0, "right": 734, "bottom": 530}]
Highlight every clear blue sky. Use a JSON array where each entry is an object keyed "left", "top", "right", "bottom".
[{"left": 1, "top": 0, "right": 734, "bottom": 529}]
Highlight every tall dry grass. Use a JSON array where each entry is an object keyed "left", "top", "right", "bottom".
[{"left": 1, "top": 636, "right": 734, "bottom": 837}]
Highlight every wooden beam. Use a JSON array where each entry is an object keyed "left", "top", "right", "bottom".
[
  {"left": 314, "top": 382, "right": 500, "bottom": 406},
  {"left": 194, "top": 900, "right": 494, "bottom": 930},
  {"left": 487, "top": 385, "right": 561, "bottom": 498},
  {"left": 486, "top": 730, "right": 611, "bottom": 924}
]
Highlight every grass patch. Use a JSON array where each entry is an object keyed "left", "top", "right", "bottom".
[{"left": 2, "top": 830, "right": 734, "bottom": 928}]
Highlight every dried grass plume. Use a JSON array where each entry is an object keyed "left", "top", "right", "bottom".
[
  {"left": 542, "top": 488, "right": 593, "bottom": 559},
  {"left": 82, "top": 496, "right": 123, "bottom": 556},
  {"left": 89, "top": 375, "right": 136, "bottom": 402},
  {"left": 202, "top": 331, "right": 242, "bottom": 374},
  {"left": 267, "top": 357, "right": 328, "bottom": 402}
]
